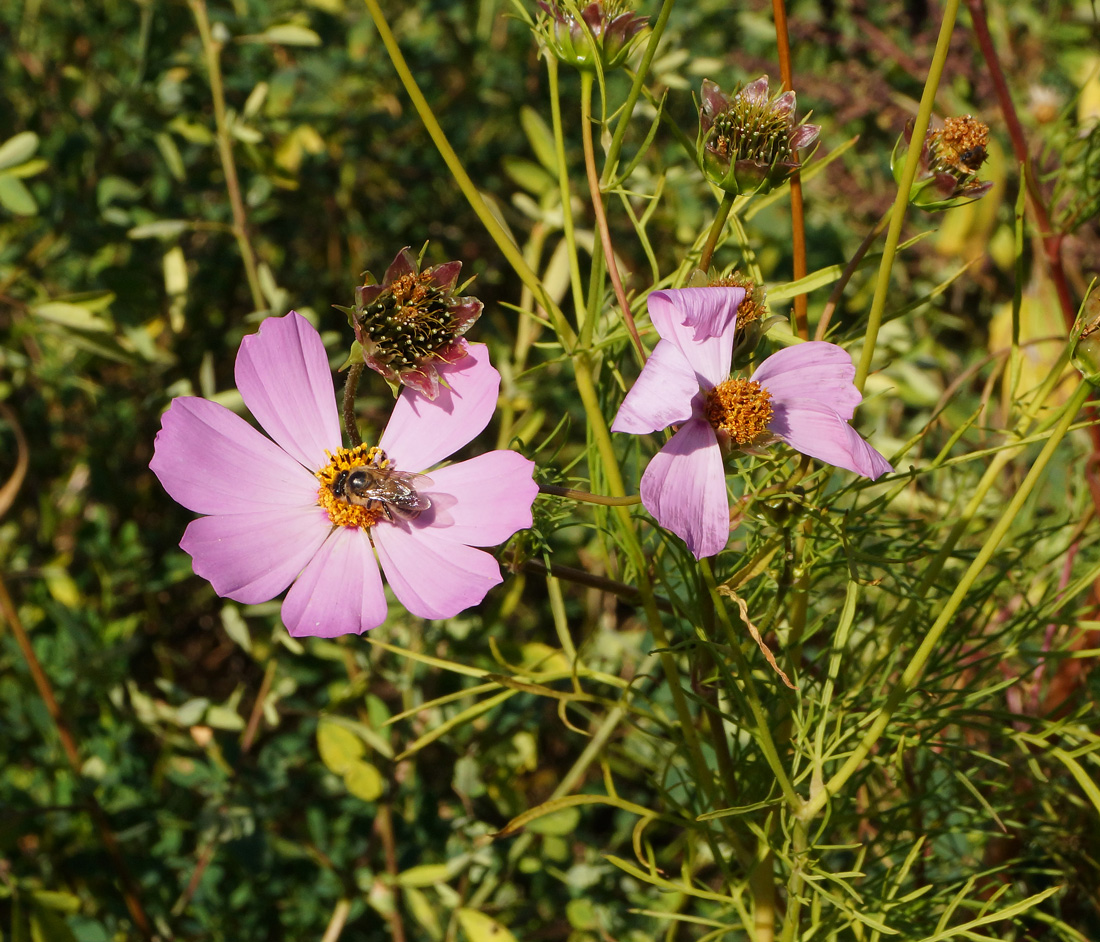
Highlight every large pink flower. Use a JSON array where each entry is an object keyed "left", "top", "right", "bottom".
[
  {"left": 612, "top": 288, "right": 891, "bottom": 559},
  {"left": 150, "top": 312, "right": 537, "bottom": 636}
]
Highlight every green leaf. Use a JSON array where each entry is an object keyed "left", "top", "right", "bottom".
[
  {"left": 32, "top": 302, "right": 112, "bottom": 333},
  {"left": 0, "top": 132, "right": 39, "bottom": 171},
  {"left": 522, "top": 806, "right": 580, "bottom": 835},
  {"left": 6, "top": 158, "right": 48, "bottom": 179},
  {"left": 242, "top": 24, "right": 322, "bottom": 46},
  {"left": 403, "top": 886, "right": 443, "bottom": 939},
  {"left": 498, "top": 794, "right": 659, "bottom": 838},
  {"left": 501, "top": 157, "right": 555, "bottom": 198},
  {"left": 0, "top": 174, "right": 37, "bottom": 215},
  {"left": 456, "top": 908, "right": 517, "bottom": 942},
  {"left": 342, "top": 760, "right": 384, "bottom": 802},
  {"left": 127, "top": 220, "right": 191, "bottom": 240},
  {"left": 520, "top": 106, "right": 557, "bottom": 175},
  {"left": 317, "top": 720, "right": 364, "bottom": 775},
  {"left": 394, "top": 864, "right": 451, "bottom": 888}
]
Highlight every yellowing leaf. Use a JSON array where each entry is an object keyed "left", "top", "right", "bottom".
[
  {"left": 316, "top": 720, "right": 364, "bottom": 775},
  {"left": 0, "top": 131, "right": 39, "bottom": 171},
  {"left": 343, "top": 760, "right": 384, "bottom": 802},
  {"left": 457, "top": 908, "right": 517, "bottom": 942},
  {"left": 394, "top": 863, "right": 451, "bottom": 888}
]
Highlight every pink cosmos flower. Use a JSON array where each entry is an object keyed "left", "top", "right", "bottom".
[
  {"left": 150, "top": 312, "right": 537, "bottom": 637},
  {"left": 612, "top": 288, "right": 891, "bottom": 559}
]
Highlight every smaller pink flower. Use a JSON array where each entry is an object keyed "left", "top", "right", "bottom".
[
  {"left": 151, "top": 312, "right": 537, "bottom": 636},
  {"left": 612, "top": 288, "right": 890, "bottom": 559}
]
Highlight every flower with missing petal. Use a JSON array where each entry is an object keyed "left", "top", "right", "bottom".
[
  {"left": 151, "top": 312, "right": 537, "bottom": 637},
  {"left": 699, "top": 76, "right": 820, "bottom": 196},
  {"left": 894, "top": 115, "right": 993, "bottom": 210},
  {"left": 612, "top": 288, "right": 890, "bottom": 558},
  {"left": 346, "top": 247, "right": 483, "bottom": 400},
  {"left": 535, "top": 1, "right": 648, "bottom": 72}
]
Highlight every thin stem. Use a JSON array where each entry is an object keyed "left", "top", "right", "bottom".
[
  {"left": 602, "top": 0, "right": 677, "bottom": 186},
  {"left": 187, "top": 0, "right": 265, "bottom": 314},
  {"left": 375, "top": 804, "right": 407, "bottom": 942},
  {"left": 855, "top": 0, "right": 961, "bottom": 391},
  {"left": 580, "top": 71, "right": 645, "bottom": 362},
  {"left": 538, "top": 482, "right": 640, "bottom": 505},
  {"left": 699, "top": 194, "right": 734, "bottom": 272},
  {"left": 521, "top": 558, "right": 674, "bottom": 614},
  {"left": 320, "top": 899, "right": 352, "bottom": 942},
  {"left": 342, "top": 362, "right": 364, "bottom": 447},
  {"left": 965, "top": 0, "right": 1075, "bottom": 330},
  {"left": 0, "top": 574, "right": 157, "bottom": 942},
  {"left": 361, "top": 0, "right": 575, "bottom": 348},
  {"left": 803, "top": 379, "right": 1091, "bottom": 820},
  {"left": 772, "top": 0, "right": 808, "bottom": 340},
  {"left": 547, "top": 57, "right": 588, "bottom": 325}
]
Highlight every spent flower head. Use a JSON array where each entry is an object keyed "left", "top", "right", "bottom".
[
  {"left": 894, "top": 115, "right": 994, "bottom": 210},
  {"left": 535, "top": 0, "right": 648, "bottom": 72},
  {"left": 151, "top": 312, "right": 537, "bottom": 637},
  {"left": 612, "top": 288, "right": 890, "bottom": 558},
  {"left": 699, "top": 76, "right": 820, "bottom": 197},
  {"left": 343, "top": 246, "right": 483, "bottom": 400}
]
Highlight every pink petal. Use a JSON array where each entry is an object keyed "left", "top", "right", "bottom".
[
  {"left": 612, "top": 340, "right": 698, "bottom": 434},
  {"left": 382, "top": 247, "right": 417, "bottom": 285},
  {"left": 741, "top": 76, "right": 770, "bottom": 105},
  {"left": 379, "top": 343, "right": 500, "bottom": 472},
  {"left": 773, "top": 90, "right": 796, "bottom": 117},
  {"left": 423, "top": 451, "right": 537, "bottom": 546},
  {"left": 234, "top": 312, "right": 342, "bottom": 471},
  {"left": 700, "top": 78, "right": 729, "bottom": 119},
  {"left": 752, "top": 342, "right": 862, "bottom": 421},
  {"left": 151, "top": 396, "right": 320, "bottom": 515},
  {"left": 770, "top": 399, "right": 892, "bottom": 479},
  {"left": 180, "top": 505, "right": 331, "bottom": 605},
  {"left": 281, "top": 527, "right": 387, "bottom": 637},
  {"left": 791, "top": 123, "right": 820, "bottom": 149},
  {"left": 373, "top": 525, "right": 503, "bottom": 619},
  {"left": 647, "top": 288, "right": 742, "bottom": 388},
  {"left": 638, "top": 418, "right": 730, "bottom": 559}
]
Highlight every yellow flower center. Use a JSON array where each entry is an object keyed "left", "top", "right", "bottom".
[
  {"left": 705, "top": 379, "right": 774, "bottom": 444},
  {"left": 315, "top": 444, "right": 389, "bottom": 529}
]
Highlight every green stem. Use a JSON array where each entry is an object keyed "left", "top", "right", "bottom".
[
  {"left": 547, "top": 57, "right": 587, "bottom": 326},
  {"left": 854, "top": 0, "right": 960, "bottom": 391},
  {"left": 361, "top": 0, "right": 575, "bottom": 349},
  {"left": 342, "top": 362, "right": 364, "bottom": 447},
  {"left": 188, "top": 0, "right": 265, "bottom": 314},
  {"left": 601, "top": 0, "right": 678, "bottom": 187},
  {"left": 803, "top": 379, "right": 1090, "bottom": 820},
  {"left": 699, "top": 194, "right": 734, "bottom": 272},
  {"left": 580, "top": 71, "right": 644, "bottom": 361}
]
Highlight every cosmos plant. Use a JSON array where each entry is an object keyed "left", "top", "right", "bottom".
[{"left": 151, "top": 312, "right": 537, "bottom": 636}]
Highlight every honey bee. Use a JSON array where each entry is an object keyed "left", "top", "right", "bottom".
[
  {"left": 331, "top": 464, "right": 433, "bottom": 522},
  {"left": 958, "top": 144, "right": 987, "bottom": 172}
]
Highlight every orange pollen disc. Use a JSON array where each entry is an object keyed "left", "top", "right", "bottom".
[
  {"left": 389, "top": 272, "right": 432, "bottom": 311},
  {"left": 705, "top": 379, "right": 774, "bottom": 444},
  {"left": 315, "top": 443, "right": 388, "bottom": 529}
]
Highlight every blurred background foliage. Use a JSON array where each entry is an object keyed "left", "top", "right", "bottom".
[{"left": 2, "top": 0, "right": 1099, "bottom": 939}]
